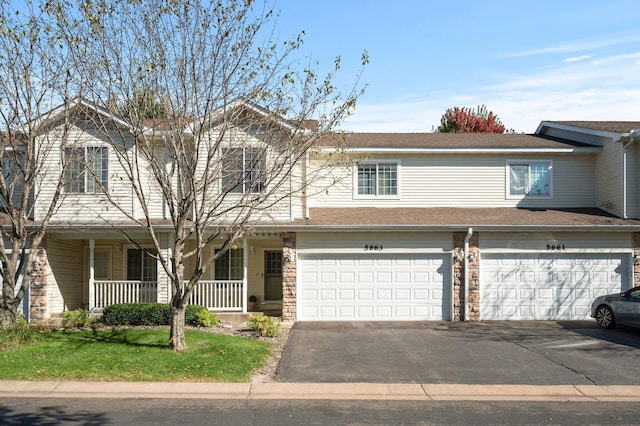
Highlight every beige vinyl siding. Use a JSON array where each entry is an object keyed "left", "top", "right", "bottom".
[
  {"left": 46, "top": 238, "right": 84, "bottom": 314},
  {"left": 625, "top": 142, "right": 638, "bottom": 219},
  {"left": 480, "top": 232, "right": 632, "bottom": 252},
  {"left": 38, "top": 124, "right": 138, "bottom": 223},
  {"left": 309, "top": 153, "right": 596, "bottom": 209},
  {"left": 297, "top": 232, "right": 454, "bottom": 253},
  {"left": 200, "top": 126, "right": 302, "bottom": 223},
  {"left": 596, "top": 141, "right": 623, "bottom": 216}
]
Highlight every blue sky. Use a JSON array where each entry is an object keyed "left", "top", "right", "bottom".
[{"left": 274, "top": 0, "right": 640, "bottom": 133}]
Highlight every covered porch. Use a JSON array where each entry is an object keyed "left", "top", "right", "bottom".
[{"left": 85, "top": 234, "right": 285, "bottom": 314}]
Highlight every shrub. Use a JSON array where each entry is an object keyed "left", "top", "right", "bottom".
[
  {"left": 103, "top": 303, "right": 171, "bottom": 326},
  {"left": 186, "top": 305, "right": 219, "bottom": 327},
  {"left": 62, "top": 309, "right": 93, "bottom": 329},
  {"left": 247, "top": 313, "right": 281, "bottom": 338},
  {"left": 0, "top": 315, "right": 34, "bottom": 350},
  {"left": 103, "top": 303, "right": 218, "bottom": 327}
]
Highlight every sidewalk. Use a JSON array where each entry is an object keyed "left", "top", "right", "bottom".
[{"left": 2, "top": 381, "right": 640, "bottom": 401}]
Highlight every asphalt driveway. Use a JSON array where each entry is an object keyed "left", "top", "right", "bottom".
[{"left": 275, "top": 321, "right": 640, "bottom": 385}]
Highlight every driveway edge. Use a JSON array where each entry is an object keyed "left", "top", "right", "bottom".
[{"left": 1, "top": 381, "right": 640, "bottom": 401}]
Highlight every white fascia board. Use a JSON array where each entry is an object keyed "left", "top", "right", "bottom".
[
  {"left": 537, "top": 121, "right": 624, "bottom": 140},
  {"left": 197, "top": 98, "right": 305, "bottom": 134},
  {"left": 20, "top": 97, "right": 135, "bottom": 135},
  {"left": 316, "top": 147, "right": 601, "bottom": 154}
]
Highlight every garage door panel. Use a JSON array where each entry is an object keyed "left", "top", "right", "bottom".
[
  {"left": 377, "top": 289, "right": 392, "bottom": 300},
  {"left": 298, "top": 254, "right": 450, "bottom": 321},
  {"left": 396, "top": 288, "right": 411, "bottom": 300},
  {"left": 482, "top": 254, "right": 629, "bottom": 320},
  {"left": 320, "top": 289, "right": 336, "bottom": 300}
]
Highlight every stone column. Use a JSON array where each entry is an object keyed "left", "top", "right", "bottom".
[
  {"left": 29, "top": 246, "right": 48, "bottom": 322},
  {"left": 453, "top": 231, "right": 480, "bottom": 321},
  {"left": 281, "top": 232, "right": 297, "bottom": 321},
  {"left": 633, "top": 233, "right": 640, "bottom": 288}
]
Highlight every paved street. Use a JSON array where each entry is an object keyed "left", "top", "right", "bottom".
[
  {"left": 276, "top": 320, "right": 640, "bottom": 385},
  {"left": 2, "top": 397, "right": 640, "bottom": 426}
]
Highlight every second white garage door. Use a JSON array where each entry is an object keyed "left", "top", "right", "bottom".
[
  {"left": 481, "top": 253, "right": 630, "bottom": 320},
  {"left": 298, "top": 254, "right": 450, "bottom": 321}
]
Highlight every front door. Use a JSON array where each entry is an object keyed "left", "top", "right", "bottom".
[{"left": 264, "top": 251, "right": 283, "bottom": 301}]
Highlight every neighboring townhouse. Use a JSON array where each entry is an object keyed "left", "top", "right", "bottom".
[
  {"left": 13, "top": 99, "right": 640, "bottom": 324},
  {"left": 290, "top": 122, "right": 640, "bottom": 321}
]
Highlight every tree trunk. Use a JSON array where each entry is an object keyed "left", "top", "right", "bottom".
[
  {"left": 0, "top": 303, "right": 17, "bottom": 329},
  {"left": 169, "top": 303, "right": 187, "bottom": 352}
]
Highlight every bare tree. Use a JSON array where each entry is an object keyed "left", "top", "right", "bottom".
[
  {"left": 51, "top": 0, "right": 366, "bottom": 350},
  {"left": 0, "top": 0, "right": 78, "bottom": 328}
]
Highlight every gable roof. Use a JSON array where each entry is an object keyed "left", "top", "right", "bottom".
[
  {"left": 21, "top": 97, "right": 132, "bottom": 135},
  {"left": 549, "top": 121, "right": 640, "bottom": 134},
  {"left": 195, "top": 98, "right": 309, "bottom": 134}
]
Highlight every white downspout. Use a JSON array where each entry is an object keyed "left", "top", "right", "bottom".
[
  {"left": 242, "top": 238, "right": 248, "bottom": 313},
  {"left": 463, "top": 227, "right": 473, "bottom": 321},
  {"left": 623, "top": 129, "right": 640, "bottom": 219},
  {"left": 304, "top": 150, "right": 310, "bottom": 219},
  {"left": 89, "top": 239, "right": 95, "bottom": 312}
]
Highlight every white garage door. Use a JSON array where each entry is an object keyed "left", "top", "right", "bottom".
[
  {"left": 298, "top": 253, "right": 450, "bottom": 321},
  {"left": 481, "top": 254, "right": 629, "bottom": 320}
]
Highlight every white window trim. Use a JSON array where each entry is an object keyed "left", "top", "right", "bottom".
[
  {"left": 353, "top": 159, "right": 401, "bottom": 199},
  {"left": 212, "top": 246, "right": 244, "bottom": 281},
  {"left": 64, "top": 145, "right": 110, "bottom": 194},
  {"left": 506, "top": 159, "right": 553, "bottom": 199},
  {"left": 123, "top": 245, "right": 158, "bottom": 282},
  {"left": 219, "top": 145, "right": 268, "bottom": 195}
]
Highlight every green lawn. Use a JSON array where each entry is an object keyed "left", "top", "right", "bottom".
[{"left": 0, "top": 328, "right": 271, "bottom": 382}]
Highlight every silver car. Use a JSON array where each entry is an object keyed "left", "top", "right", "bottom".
[{"left": 591, "top": 286, "right": 640, "bottom": 329}]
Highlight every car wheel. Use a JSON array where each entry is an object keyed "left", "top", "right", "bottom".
[{"left": 595, "top": 305, "right": 616, "bottom": 329}]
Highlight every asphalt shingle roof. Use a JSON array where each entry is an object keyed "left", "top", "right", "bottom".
[
  {"left": 550, "top": 121, "right": 640, "bottom": 134},
  {"left": 292, "top": 207, "right": 640, "bottom": 229},
  {"left": 316, "top": 133, "right": 594, "bottom": 149}
]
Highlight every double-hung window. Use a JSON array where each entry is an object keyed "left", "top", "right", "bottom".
[
  {"left": 507, "top": 160, "right": 552, "bottom": 198},
  {"left": 214, "top": 248, "right": 243, "bottom": 280},
  {"left": 221, "top": 147, "right": 265, "bottom": 194},
  {"left": 356, "top": 161, "right": 399, "bottom": 197},
  {"left": 126, "top": 248, "right": 157, "bottom": 282},
  {"left": 64, "top": 147, "right": 109, "bottom": 193}
]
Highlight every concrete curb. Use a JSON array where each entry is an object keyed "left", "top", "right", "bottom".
[{"left": 1, "top": 381, "right": 640, "bottom": 401}]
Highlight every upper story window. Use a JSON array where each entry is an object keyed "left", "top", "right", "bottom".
[
  {"left": 64, "top": 147, "right": 109, "bottom": 193},
  {"left": 507, "top": 160, "right": 552, "bottom": 198},
  {"left": 221, "top": 147, "right": 265, "bottom": 194},
  {"left": 356, "top": 161, "right": 399, "bottom": 197}
]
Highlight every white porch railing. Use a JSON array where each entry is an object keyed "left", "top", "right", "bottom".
[
  {"left": 188, "top": 280, "right": 244, "bottom": 311},
  {"left": 91, "top": 280, "right": 244, "bottom": 311},
  {"left": 93, "top": 280, "right": 158, "bottom": 309}
]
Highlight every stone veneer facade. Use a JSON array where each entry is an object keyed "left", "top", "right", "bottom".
[
  {"left": 29, "top": 246, "right": 48, "bottom": 322},
  {"left": 453, "top": 231, "right": 480, "bottom": 321},
  {"left": 634, "top": 233, "right": 640, "bottom": 290},
  {"left": 281, "top": 232, "right": 297, "bottom": 321}
]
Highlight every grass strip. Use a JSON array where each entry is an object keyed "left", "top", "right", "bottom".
[{"left": 0, "top": 328, "right": 271, "bottom": 382}]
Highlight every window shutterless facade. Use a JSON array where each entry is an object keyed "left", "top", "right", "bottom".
[
  {"left": 506, "top": 160, "right": 552, "bottom": 198},
  {"left": 64, "top": 147, "right": 109, "bottom": 193},
  {"left": 221, "top": 147, "right": 266, "bottom": 194},
  {"left": 355, "top": 160, "right": 399, "bottom": 197}
]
